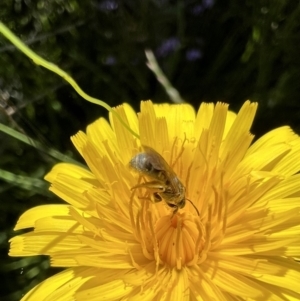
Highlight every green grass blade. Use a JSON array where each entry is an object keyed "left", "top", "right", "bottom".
[
  {"left": 0, "top": 123, "right": 79, "bottom": 164},
  {"left": 0, "top": 169, "right": 51, "bottom": 196}
]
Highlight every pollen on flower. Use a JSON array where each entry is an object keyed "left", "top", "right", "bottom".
[
  {"left": 129, "top": 189, "right": 207, "bottom": 270},
  {"left": 156, "top": 214, "right": 205, "bottom": 269}
]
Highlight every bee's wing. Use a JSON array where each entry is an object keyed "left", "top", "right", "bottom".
[
  {"left": 142, "top": 146, "right": 180, "bottom": 189},
  {"left": 141, "top": 146, "right": 170, "bottom": 171}
]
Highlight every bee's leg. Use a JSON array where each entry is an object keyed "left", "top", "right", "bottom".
[
  {"left": 131, "top": 180, "right": 165, "bottom": 193},
  {"left": 170, "top": 206, "right": 179, "bottom": 219},
  {"left": 166, "top": 203, "right": 179, "bottom": 218},
  {"left": 136, "top": 193, "right": 162, "bottom": 204},
  {"left": 131, "top": 180, "right": 165, "bottom": 203},
  {"left": 152, "top": 192, "right": 162, "bottom": 203}
]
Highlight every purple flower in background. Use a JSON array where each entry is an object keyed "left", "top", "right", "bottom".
[
  {"left": 102, "top": 55, "right": 116, "bottom": 65},
  {"left": 186, "top": 48, "right": 202, "bottom": 61},
  {"left": 156, "top": 37, "right": 180, "bottom": 57},
  {"left": 97, "top": 0, "right": 118, "bottom": 12},
  {"left": 191, "top": 0, "right": 214, "bottom": 15}
]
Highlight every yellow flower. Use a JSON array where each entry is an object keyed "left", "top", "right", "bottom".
[{"left": 10, "top": 101, "right": 300, "bottom": 300}]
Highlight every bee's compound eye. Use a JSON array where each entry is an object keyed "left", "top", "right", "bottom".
[{"left": 178, "top": 199, "right": 186, "bottom": 208}]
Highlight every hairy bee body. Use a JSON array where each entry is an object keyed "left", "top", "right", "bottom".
[{"left": 129, "top": 146, "right": 186, "bottom": 214}]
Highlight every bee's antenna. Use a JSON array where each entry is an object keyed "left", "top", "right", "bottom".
[{"left": 186, "top": 199, "right": 200, "bottom": 216}]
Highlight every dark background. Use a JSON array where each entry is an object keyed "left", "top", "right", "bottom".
[{"left": 0, "top": 1, "right": 300, "bottom": 300}]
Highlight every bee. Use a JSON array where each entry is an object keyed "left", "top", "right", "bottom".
[{"left": 129, "top": 145, "right": 199, "bottom": 216}]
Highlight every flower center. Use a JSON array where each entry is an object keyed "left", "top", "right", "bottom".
[
  {"left": 129, "top": 191, "right": 207, "bottom": 270},
  {"left": 155, "top": 213, "right": 204, "bottom": 269}
]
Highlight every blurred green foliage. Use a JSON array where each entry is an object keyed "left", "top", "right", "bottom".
[{"left": 0, "top": 0, "right": 300, "bottom": 300}]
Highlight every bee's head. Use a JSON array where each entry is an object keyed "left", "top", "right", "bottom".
[
  {"left": 177, "top": 198, "right": 186, "bottom": 209},
  {"left": 167, "top": 198, "right": 185, "bottom": 211}
]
